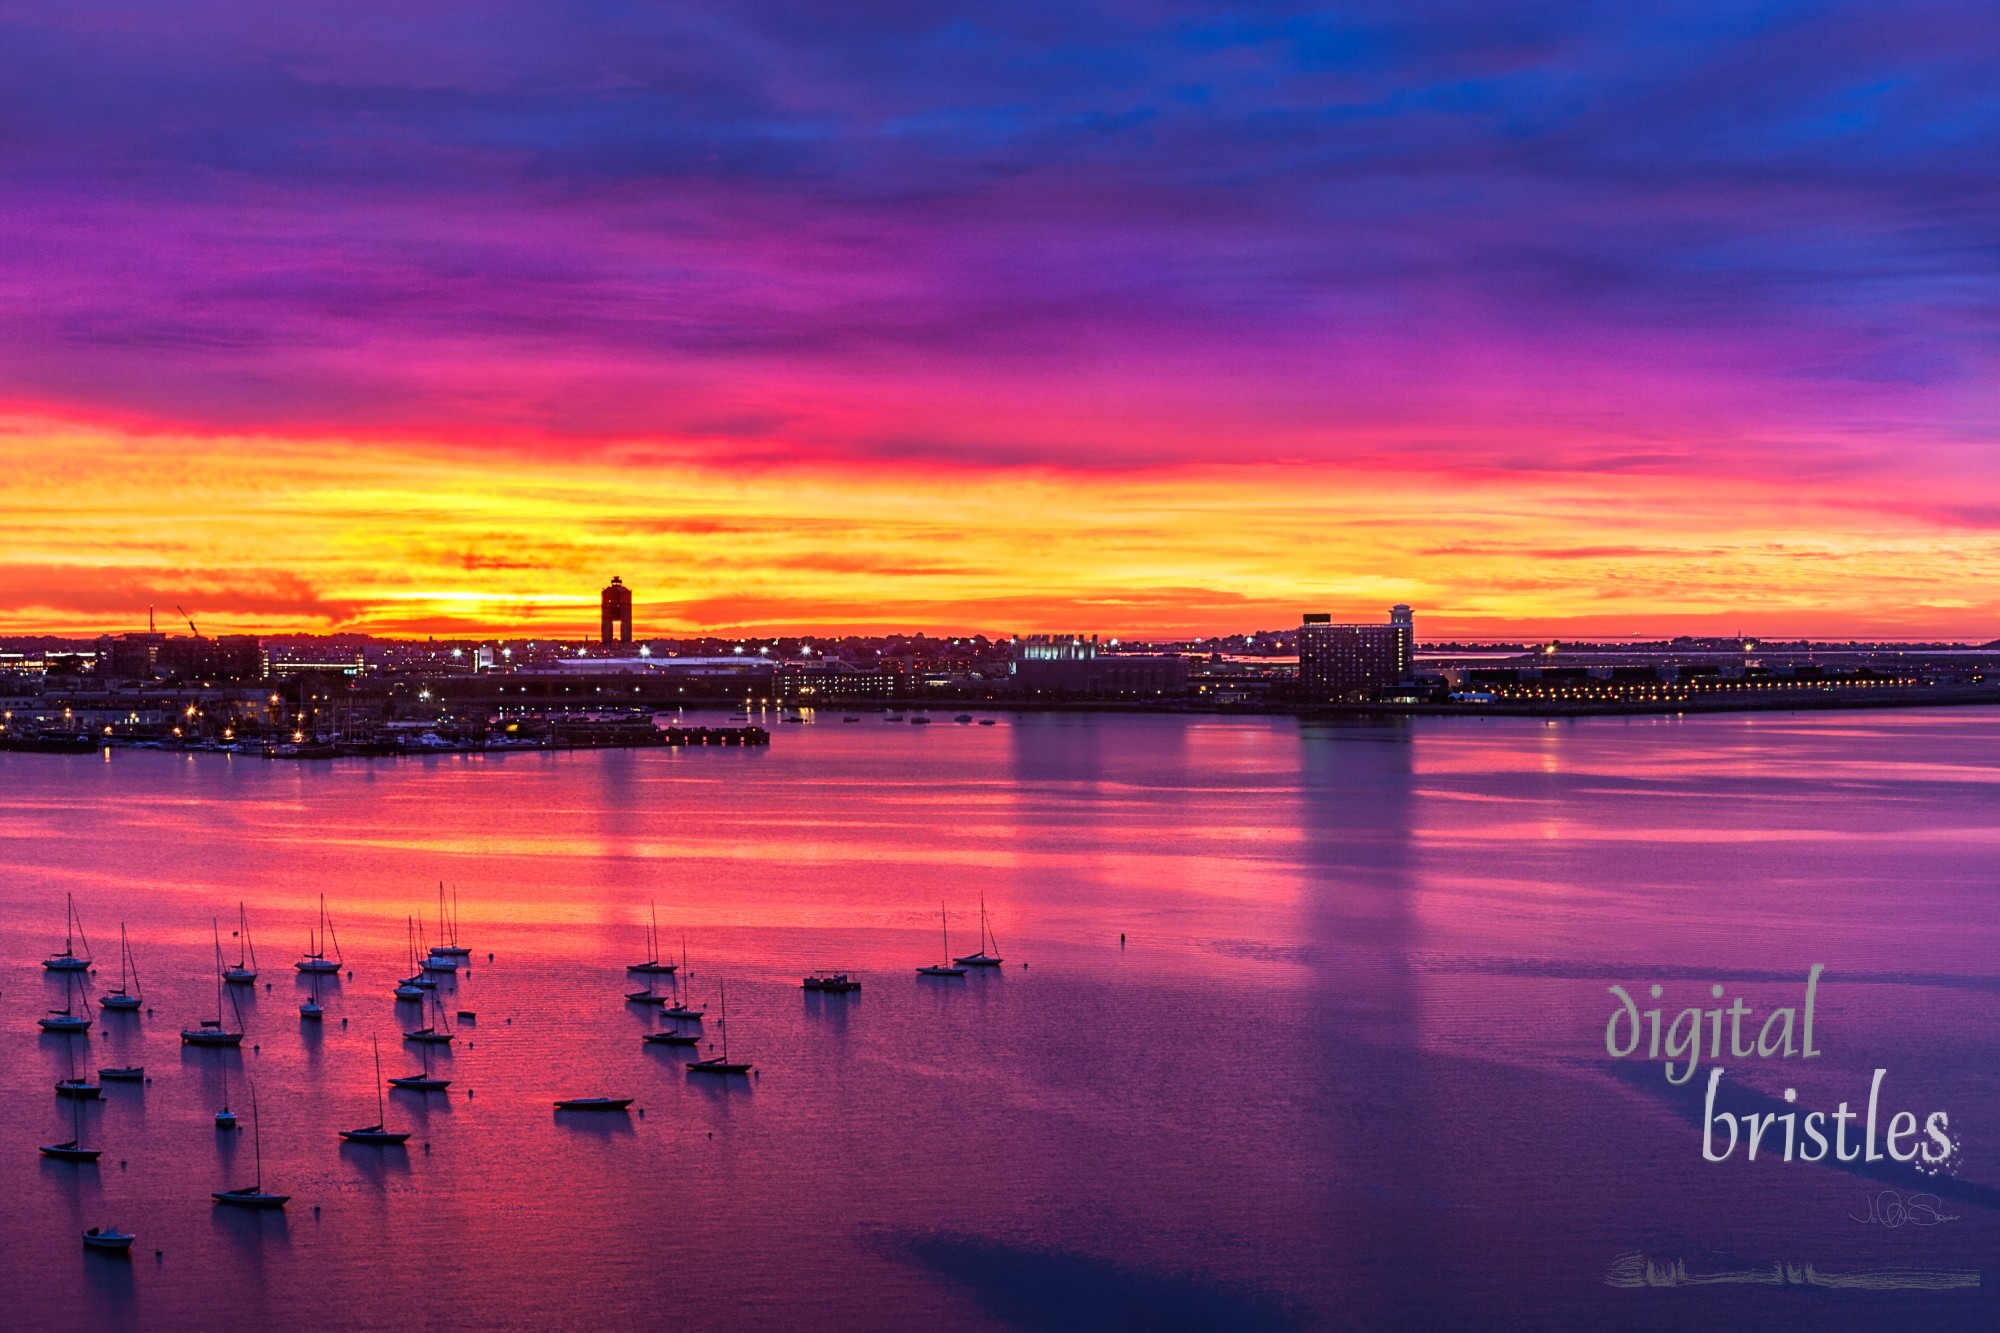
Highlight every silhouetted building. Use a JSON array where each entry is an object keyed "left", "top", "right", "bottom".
[
  {"left": 601, "top": 577, "right": 633, "bottom": 646},
  {"left": 1009, "top": 635, "right": 1189, "bottom": 699},
  {"left": 1298, "top": 606, "right": 1414, "bottom": 701}
]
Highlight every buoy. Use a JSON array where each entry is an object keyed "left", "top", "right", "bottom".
[
  {"left": 467, "top": 1088, "right": 474, "bottom": 1098},
  {"left": 1120, "top": 933, "right": 1126, "bottom": 945},
  {"left": 638, "top": 1108, "right": 646, "bottom": 1118},
  {"left": 340, "top": 1017, "right": 348, "bottom": 1027},
  {"left": 313, "top": 1205, "right": 320, "bottom": 1216}
]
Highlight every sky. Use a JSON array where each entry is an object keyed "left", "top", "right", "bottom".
[{"left": 3, "top": 1, "right": 1998, "bottom": 639}]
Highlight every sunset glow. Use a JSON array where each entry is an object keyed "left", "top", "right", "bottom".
[{"left": 4, "top": 2, "right": 1997, "bottom": 638}]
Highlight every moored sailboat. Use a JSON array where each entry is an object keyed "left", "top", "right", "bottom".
[
  {"left": 182, "top": 921, "right": 247, "bottom": 1047},
  {"left": 212, "top": 1086, "right": 289, "bottom": 1208},
  {"left": 101, "top": 923, "right": 144, "bottom": 1010},
  {"left": 686, "top": 979, "right": 752, "bottom": 1076},
  {"left": 952, "top": 891, "right": 1004, "bottom": 967},
  {"left": 222, "top": 902, "right": 258, "bottom": 984},
  {"left": 918, "top": 901, "right": 967, "bottom": 977},
  {"left": 295, "top": 895, "right": 344, "bottom": 973},
  {"left": 43, "top": 893, "right": 92, "bottom": 972},
  {"left": 340, "top": 1036, "right": 412, "bottom": 1145}
]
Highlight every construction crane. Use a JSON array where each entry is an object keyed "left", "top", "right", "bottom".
[{"left": 176, "top": 605, "right": 199, "bottom": 637}]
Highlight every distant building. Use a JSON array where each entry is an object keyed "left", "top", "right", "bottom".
[
  {"left": 600, "top": 577, "right": 633, "bottom": 646},
  {"left": 1009, "top": 635, "right": 1189, "bottom": 699},
  {"left": 774, "top": 660, "right": 897, "bottom": 701},
  {"left": 1298, "top": 606, "right": 1414, "bottom": 702}
]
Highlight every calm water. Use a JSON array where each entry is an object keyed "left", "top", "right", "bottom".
[{"left": 0, "top": 709, "right": 1994, "bottom": 1331}]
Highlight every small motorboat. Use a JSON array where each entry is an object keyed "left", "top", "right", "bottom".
[
  {"left": 955, "top": 714, "right": 973, "bottom": 723},
  {"left": 82, "top": 1227, "right": 135, "bottom": 1252},
  {"left": 977, "top": 718, "right": 996, "bottom": 726},
  {"left": 98, "top": 1066, "right": 145, "bottom": 1082},
  {"left": 802, "top": 971, "right": 860, "bottom": 993},
  {"left": 910, "top": 715, "right": 932, "bottom": 725},
  {"left": 642, "top": 1030, "right": 700, "bottom": 1046},
  {"left": 553, "top": 1097, "right": 633, "bottom": 1111},
  {"left": 55, "top": 1078, "right": 101, "bottom": 1100},
  {"left": 216, "top": 1107, "right": 238, "bottom": 1130}
]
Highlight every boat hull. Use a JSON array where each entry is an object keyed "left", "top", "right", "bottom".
[
  {"left": 82, "top": 1230, "right": 134, "bottom": 1251},
  {"left": 56, "top": 1081, "right": 101, "bottom": 1099},
  {"left": 295, "top": 960, "right": 342, "bottom": 973},
  {"left": 953, "top": 954, "right": 1003, "bottom": 967},
  {"left": 553, "top": 1098, "right": 633, "bottom": 1111},
  {"left": 643, "top": 1032, "right": 700, "bottom": 1045},
  {"left": 98, "top": 1067, "right": 145, "bottom": 1081},
  {"left": 627, "top": 962, "right": 677, "bottom": 974},
  {"left": 100, "top": 994, "right": 142, "bottom": 1011},
  {"left": 41, "top": 1142, "right": 101, "bottom": 1162},
  {"left": 212, "top": 1189, "right": 288, "bottom": 1209},
  {"left": 687, "top": 1059, "right": 752, "bottom": 1076},
  {"left": 222, "top": 970, "right": 257, "bottom": 985},
  {"left": 181, "top": 1030, "right": 243, "bottom": 1046},
  {"left": 38, "top": 1018, "right": 91, "bottom": 1033},
  {"left": 340, "top": 1126, "right": 410, "bottom": 1145},
  {"left": 388, "top": 1077, "right": 450, "bottom": 1091},
  {"left": 917, "top": 966, "right": 967, "bottom": 977},
  {"left": 42, "top": 957, "right": 90, "bottom": 972},
  {"left": 403, "top": 1031, "right": 453, "bottom": 1044}
]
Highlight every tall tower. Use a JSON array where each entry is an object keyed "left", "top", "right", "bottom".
[{"left": 600, "top": 576, "right": 633, "bottom": 646}]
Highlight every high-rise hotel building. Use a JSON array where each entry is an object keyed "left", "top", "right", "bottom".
[{"left": 1298, "top": 605, "right": 1414, "bottom": 701}]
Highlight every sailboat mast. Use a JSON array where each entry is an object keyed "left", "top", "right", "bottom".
[
  {"left": 374, "top": 1035, "right": 385, "bottom": 1124},
  {"left": 719, "top": 980, "right": 729, "bottom": 1063},
  {"left": 252, "top": 1086, "right": 262, "bottom": 1191}
]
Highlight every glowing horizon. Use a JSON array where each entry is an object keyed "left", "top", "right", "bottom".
[{"left": 4, "top": 3, "right": 1998, "bottom": 640}]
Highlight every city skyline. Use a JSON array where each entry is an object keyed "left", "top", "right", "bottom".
[{"left": 6, "top": 3, "right": 2000, "bottom": 639}]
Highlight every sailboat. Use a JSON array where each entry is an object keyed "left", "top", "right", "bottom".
[
  {"left": 42, "top": 893, "right": 92, "bottom": 971},
  {"left": 394, "top": 915, "right": 428, "bottom": 999},
  {"left": 223, "top": 902, "right": 258, "bottom": 984},
  {"left": 300, "top": 965, "right": 324, "bottom": 1022},
  {"left": 952, "top": 891, "right": 1004, "bottom": 967},
  {"left": 56, "top": 1033, "right": 100, "bottom": 1099},
  {"left": 918, "top": 902, "right": 967, "bottom": 977},
  {"left": 686, "top": 979, "right": 752, "bottom": 1076},
  {"left": 340, "top": 1036, "right": 412, "bottom": 1145},
  {"left": 182, "top": 921, "right": 247, "bottom": 1046},
  {"left": 38, "top": 968, "right": 93, "bottom": 1033},
  {"left": 627, "top": 900, "right": 676, "bottom": 974},
  {"left": 429, "top": 882, "right": 471, "bottom": 958},
  {"left": 661, "top": 935, "right": 705, "bottom": 1020},
  {"left": 39, "top": 1093, "right": 101, "bottom": 1162},
  {"left": 388, "top": 1036, "right": 450, "bottom": 1092},
  {"left": 403, "top": 992, "right": 454, "bottom": 1044},
  {"left": 100, "top": 923, "right": 143, "bottom": 1010},
  {"left": 212, "top": 1085, "right": 289, "bottom": 1208},
  {"left": 295, "top": 895, "right": 344, "bottom": 973}
]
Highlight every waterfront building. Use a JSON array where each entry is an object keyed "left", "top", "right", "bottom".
[
  {"left": 1297, "top": 606, "right": 1415, "bottom": 702},
  {"left": 1009, "top": 635, "right": 1190, "bottom": 699}
]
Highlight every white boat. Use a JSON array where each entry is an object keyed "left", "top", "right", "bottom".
[
  {"left": 101, "top": 923, "right": 143, "bottom": 1011},
  {"left": 953, "top": 891, "right": 1004, "bottom": 968},
  {"left": 82, "top": 1227, "right": 134, "bottom": 1251},
  {"left": 340, "top": 1037, "right": 412, "bottom": 1146},
  {"left": 212, "top": 1086, "right": 288, "bottom": 1208},
  {"left": 918, "top": 901, "right": 967, "bottom": 977},
  {"left": 43, "top": 893, "right": 92, "bottom": 972},
  {"left": 222, "top": 902, "right": 258, "bottom": 984},
  {"left": 295, "top": 894, "right": 344, "bottom": 973},
  {"left": 182, "top": 922, "right": 247, "bottom": 1046}
]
